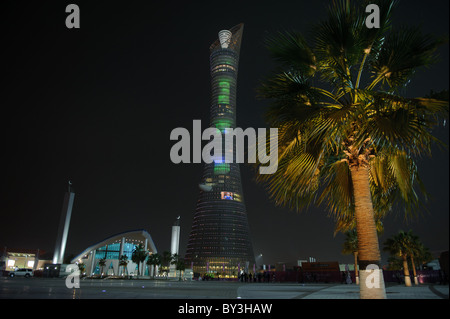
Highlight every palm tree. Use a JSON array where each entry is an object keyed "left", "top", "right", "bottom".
[
  {"left": 119, "top": 254, "right": 129, "bottom": 277},
  {"left": 173, "top": 255, "right": 186, "bottom": 281},
  {"left": 414, "top": 243, "right": 433, "bottom": 270},
  {"left": 160, "top": 251, "right": 174, "bottom": 278},
  {"left": 341, "top": 229, "right": 359, "bottom": 285},
  {"left": 256, "top": 0, "right": 448, "bottom": 299},
  {"left": 131, "top": 244, "right": 148, "bottom": 277},
  {"left": 98, "top": 258, "right": 106, "bottom": 278},
  {"left": 407, "top": 232, "right": 422, "bottom": 285},
  {"left": 146, "top": 253, "right": 161, "bottom": 278},
  {"left": 408, "top": 234, "right": 433, "bottom": 285},
  {"left": 383, "top": 230, "right": 417, "bottom": 286}
]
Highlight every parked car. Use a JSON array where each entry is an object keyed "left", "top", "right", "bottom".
[{"left": 9, "top": 268, "right": 33, "bottom": 278}]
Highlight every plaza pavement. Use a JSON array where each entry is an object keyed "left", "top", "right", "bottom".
[
  {"left": 0, "top": 277, "right": 447, "bottom": 299},
  {"left": 298, "top": 282, "right": 449, "bottom": 299},
  {"left": 235, "top": 281, "right": 448, "bottom": 299}
]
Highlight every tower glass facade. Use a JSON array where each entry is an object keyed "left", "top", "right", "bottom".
[{"left": 184, "top": 24, "right": 255, "bottom": 278}]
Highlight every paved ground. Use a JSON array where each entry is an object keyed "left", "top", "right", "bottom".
[{"left": 0, "top": 277, "right": 448, "bottom": 299}]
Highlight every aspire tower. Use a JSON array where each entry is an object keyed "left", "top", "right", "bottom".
[{"left": 184, "top": 24, "right": 255, "bottom": 277}]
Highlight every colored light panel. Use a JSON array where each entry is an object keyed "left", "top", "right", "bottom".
[{"left": 214, "top": 163, "right": 230, "bottom": 174}]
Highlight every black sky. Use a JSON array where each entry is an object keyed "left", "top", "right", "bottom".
[{"left": 1, "top": 0, "right": 448, "bottom": 267}]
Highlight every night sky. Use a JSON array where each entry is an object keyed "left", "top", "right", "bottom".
[{"left": 1, "top": 0, "right": 448, "bottom": 267}]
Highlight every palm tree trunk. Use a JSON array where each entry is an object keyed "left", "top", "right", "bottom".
[
  {"left": 402, "top": 254, "right": 412, "bottom": 286},
  {"left": 350, "top": 165, "right": 386, "bottom": 299},
  {"left": 410, "top": 256, "right": 418, "bottom": 285},
  {"left": 354, "top": 251, "right": 359, "bottom": 285}
]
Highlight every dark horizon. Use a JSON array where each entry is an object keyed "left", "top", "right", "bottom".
[{"left": 1, "top": 0, "right": 448, "bottom": 267}]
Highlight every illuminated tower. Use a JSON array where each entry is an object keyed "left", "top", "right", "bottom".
[
  {"left": 185, "top": 24, "right": 255, "bottom": 277},
  {"left": 171, "top": 216, "right": 181, "bottom": 256},
  {"left": 168, "top": 216, "right": 181, "bottom": 277},
  {"left": 53, "top": 181, "right": 75, "bottom": 264}
]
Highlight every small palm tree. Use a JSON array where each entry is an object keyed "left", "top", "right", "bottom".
[
  {"left": 257, "top": 0, "right": 448, "bottom": 299},
  {"left": 341, "top": 229, "right": 359, "bottom": 285},
  {"left": 407, "top": 232, "right": 421, "bottom": 285},
  {"left": 383, "top": 230, "right": 416, "bottom": 286},
  {"left": 146, "top": 253, "right": 161, "bottom": 278},
  {"left": 98, "top": 258, "right": 106, "bottom": 277},
  {"left": 174, "top": 255, "right": 186, "bottom": 281},
  {"left": 131, "top": 244, "right": 148, "bottom": 277},
  {"left": 407, "top": 234, "right": 433, "bottom": 285},
  {"left": 119, "top": 254, "right": 129, "bottom": 277},
  {"left": 414, "top": 243, "right": 433, "bottom": 270},
  {"left": 160, "top": 251, "right": 174, "bottom": 278}
]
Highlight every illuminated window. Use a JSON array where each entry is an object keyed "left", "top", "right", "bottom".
[
  {"left": 221, "top": 192, "right": 234, "bottom": 200},
  {"left": 212, "top": 64, "right": 236, "bottom": 73},
  {"left": 7, "top": 260, "right": 15, "bottom": 267},
  {"left": 214, "top": 163, "right": 230, "bottom": 175},
  {"left": 27, "top": 260, "right": 35, "bottom": 268},
  {"left": 214, "top": 119, "right": 233, "bottom": 132},
  {"left": 217, "top": 80, "right": 231, "bottom": 104}
]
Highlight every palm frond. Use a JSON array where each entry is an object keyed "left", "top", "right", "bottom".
[
  {"left": 357, "top": 92, "right": 449, "bottom": 155},
  {"left": 368, "top": 27, "right": 445, "bottom": 91},
  {"left": 265, "top": 31, "right": 316, "bottom": 76}
]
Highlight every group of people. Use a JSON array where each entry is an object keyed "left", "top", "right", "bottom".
[
  {"left": 197, "top": 271, "right": 276, "bottom": 282},
  {"left": 238, "top": 270, "right": 274, "bottom": 283},
  {"left": 341, "top": 271, "right": 353, "bottom": 284}
]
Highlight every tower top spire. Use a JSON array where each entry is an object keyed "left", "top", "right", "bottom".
[{"left": 209, "top": 23, "right": 244, "bottom": 53}]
